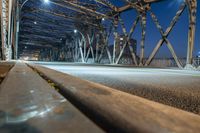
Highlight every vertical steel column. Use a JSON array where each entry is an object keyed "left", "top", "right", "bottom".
[
  {"left": 113, "top": 17, "right": 118, "bottom": 64},
  {"left": 11, "top": 0, "right": 17, "bottom": 59},
  {"left": 79, "top": 38, "right": 85, "bottom": 63},
  {"left": 14, "top": 0, "right": 30, "bottom": 60},
  {"left": 75, "top": 39, "right": 78, "bottom": 62},
  {"left": 186, "top": 0, "right": 197, "bottom": 66},
  {"left": 1, "top": 0, "right": 12, "bottom": 60},
  {"left": 98, "top": 28, "right": 112, "bottom": 63},
  {"left": 8, "top": 0, "right": 13, "bottom": 58},
  {"left": 83, "top": 33, "right": 87, "bottom": 60},
  {"left": 86, "top": 33, "right": 95, "bottom": 62},
  {"left": 139, "top": 12, "right": 146, "bottom": 66},
  {"left": 95, "top": 33, "right": 100, "bottom": 62},
  {"left": 15, "top": 0, "right": 20, "bottom": 59}
]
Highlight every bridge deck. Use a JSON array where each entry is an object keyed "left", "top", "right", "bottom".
[
  {"left": 30, "top": 63, "right": 200, "bottom": 133},
  {"left": 0, "top": 62, "right": 200, "bottom": 133}
]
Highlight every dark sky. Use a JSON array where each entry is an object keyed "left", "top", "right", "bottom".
[{"left": 109, "top": 0, "right": 200, "bottom": 58}]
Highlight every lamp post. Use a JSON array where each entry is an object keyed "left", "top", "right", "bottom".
[
  {"left": 15, "top": 0, "right": 31, "bottom": 59},
  {"left": 74, "top": 29, "right": 86, "bottom": 63},
  {"left": 15, "top": 0, "right": 49, "bottom": 59},
  {"left": 74, "top": 29, "right": 85, "bottom": 41}
]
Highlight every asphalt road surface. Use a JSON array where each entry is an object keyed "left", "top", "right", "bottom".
[{"left": 36, "top": 62, "right": 200, "bottom": 115}]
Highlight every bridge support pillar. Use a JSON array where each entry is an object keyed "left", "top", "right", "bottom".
[
  {"left": 185, "top": 0, "right": 197, "bottom": 68},
  {"left": 1, "top": 0, "right": 13, "bottom": 60}
]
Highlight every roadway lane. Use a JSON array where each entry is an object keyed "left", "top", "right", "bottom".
[{"left": 36, "top": 62, "right": 200, "bottom": 115}]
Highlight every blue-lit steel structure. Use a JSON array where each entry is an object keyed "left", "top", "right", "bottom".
[{"left": 0, "top": 0, "right": 198, "bottom": 68}]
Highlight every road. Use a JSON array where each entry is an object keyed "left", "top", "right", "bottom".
[{"left": 35, "top": 62, "right": 200, "bottom": 114}]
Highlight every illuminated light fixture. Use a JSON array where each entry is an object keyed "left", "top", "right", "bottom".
[
  {"left": 74, "top": 29, "right": 77, "bottom": 33},
  {"left": 102, "top": 18, "right": 105, "bottom": 21},
  {"left": 44, "top": 0, "right": 49, "bottom": 3},
  {"left": 24, "top": 56, "right": 29, "bottom": 61},
  {"left": 120, "top": 38, "right": 124, "bottom": 41},
  {"left": 198, "top": 51, "right": 200, "bottom": 57},
  {"left": 34, "top": 21, "right": 37, "bottom": 24}
]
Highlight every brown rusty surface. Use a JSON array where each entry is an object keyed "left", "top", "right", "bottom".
[
  {"left": 0, "top": 62, "right": 14, "bottom": 83},
  {"left": 0, "top": 63, "right": 104, "bottom": 133},
  {"left": 31, "top": 64, "right": 200, "bottom": 133}
]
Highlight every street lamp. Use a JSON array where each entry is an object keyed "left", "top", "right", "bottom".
[
  {"left": 74, "top": 29, "right": 85, "bottom": 41},
  {"left": 74, "top": 29, "right": 86, "bottom": 63},
  {"left": 74, "top": 29, "right": 77, "bottom": 33},
  {"left": 198, "top": 51, "right": 200, "bottom": 58},
  {"left": 44, "top": 0, "right": 49, "bottom": 4},
  {"left": 21, "top": 0, "right": 49, "bottom": 9},
  {"left": 15, "top": 0, "right": 50, "bottom": 59}
]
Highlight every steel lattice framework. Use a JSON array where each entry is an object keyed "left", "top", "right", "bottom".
[{"left": 0, "top": 0, "right": 198, "bottom": 68}]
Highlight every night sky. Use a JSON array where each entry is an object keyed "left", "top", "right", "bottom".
[{"left": 109, "top": 0, "right": 200, "bottom": 58}]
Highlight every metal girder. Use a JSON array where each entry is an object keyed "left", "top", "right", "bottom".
[
  {"left": 20, "top": 30, "right": 67, "bottom": 40},
  {"left": 19, "top": 39, "right": 60, "bottom": 47},
  {"left": 19, "top": 41, "right": 57, "bottom": 48},
  {"left": 32, "top": 8, "right": 99, "bottom": 27},
  {"left": 21, "top": 22, "right": 73, "bottom": 32},
  {"left": 186, "top": 0, "right": 197, "bottom": 66},
  {"left": 116, "top": 15, "right": 139, "bottom": 65},
  {"left": 144, "top": 0, "right": 163, "bottom": 3},
  {"left": 147, "top": 10, "right": 183, "bottom": 68},
  {"left": 21, "top": 18, "right": 74, "bottom": 30},
  {"left": 112, "top": 17, "right": 119, "bottom": 63},
  {"left": 145, "top": 2, "right": 186, "bottom": 67},
  {"left": 20, "top": 29, "right": 69, "bottom": 38},
  {"left": 121, "top": 0, "right": 145, "bottom": 11},
  {"left": 61, "top": 0, "right": 110, "bottom": 19},
  {"left": 20, "top": 34, "right": 62, "bottom": 43},
  {"left": 1, "top": 0, "right": 12, "bottom": 60},
  {"left": 22, "top": 11, "right": 74, "bottom": 23},
  {"left": 118, "top": 5, "right": 132, "bottom": 12},
  {"left": 1, "top": 0, "right": 196, "bottom": 66},
  {"left": 21, "top": 15, "right": 74, "bottom": 28},
  {"left": 94, "top": 0, "right": 118, "bottom": 12},
  {"left": 139, "top": 11, "right": 147, "bottom": 66}
]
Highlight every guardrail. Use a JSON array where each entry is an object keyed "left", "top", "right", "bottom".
[{"left": 97, "top": 57, "right": 200, "bottom": 68}]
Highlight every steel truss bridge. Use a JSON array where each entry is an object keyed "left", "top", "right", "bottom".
[
  {"left": 0, "top": 0, "right": 198, "bottom": 69},
  {"left": 0, "top": 1, "right": 200, "bottom": 132}
]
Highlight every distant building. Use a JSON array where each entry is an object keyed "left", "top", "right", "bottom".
[
  {"left": 108, "top": 35, "right": 137, "bottom": 57},
  {"left": 117, "top": 35, "right": 137, "bottom": 56}
]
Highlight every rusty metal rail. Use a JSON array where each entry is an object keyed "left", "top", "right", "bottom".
[
  {"left": 0, "top": 62, "right": 14, "bottom": 83},
  {"left": 0, "top": 63, "right": 104, "bottom": 133},
  {"left": 30, "top": 63, "right": 200, "bottom": 133}
]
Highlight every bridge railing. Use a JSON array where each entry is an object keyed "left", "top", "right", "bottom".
[{"left": 91, "top": 57, "right": 200, "bottom": 68}]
